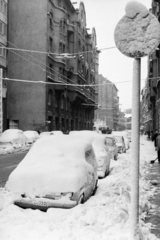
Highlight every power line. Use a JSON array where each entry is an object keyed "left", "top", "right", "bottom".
[
  {"left": 3, "top": 76, "right": 147, "bottom": 87},
  {"left": 6, "top": 40, "right": 147, "bottom": 87},
  {"left": 1, "top": 45, "right": 117, "bottom": 56}
]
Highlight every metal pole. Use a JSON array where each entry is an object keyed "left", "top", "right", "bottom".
[{"left": 131, "top": 58, "right": 141, "bottom": 238}]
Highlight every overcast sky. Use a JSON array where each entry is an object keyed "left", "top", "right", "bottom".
[{"left": 76, "top": 0, "right": 152, "bottom": 110}]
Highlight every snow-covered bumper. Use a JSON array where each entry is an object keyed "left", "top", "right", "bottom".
[
  {"left": 97, "top": 167, "right": 105, "bottom": 178},
  {"left": 15, "top": 196, "right": 77, "bottom": 211}
]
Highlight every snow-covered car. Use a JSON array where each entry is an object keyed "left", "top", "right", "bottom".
[
  {"left": 50, "top": 131, "right": 63, "bottom": 135},
  {"left": 39, "top": 132, "right": 51, "bottom": 138},
  {"left": 123, "top": 136, "right": 130, "bottom": 150},
  {"left": 92, "top": 136, "right": 111, "bottom": 178},
  {"left": 68, "top": 131, "right": 111, "bottom": 178},
  {"left": 105, "top": 135, "right": 118, "bottom": 160},
  {"left": 0, "top": 129, "right": 27, "bottom": 149},
  {"left": 114, "top": 135, "right": 126, "bottom": 153},
  {"left": 23, "top": 131, "right": 40, "bottom": 144},
  {"left": 5, "top": 135, "right": 98, "bottom": 210}
]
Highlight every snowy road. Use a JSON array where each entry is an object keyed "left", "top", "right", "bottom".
[
  {"left": 0, "top": 152, "right": 27, "bottom": 187},
  {"left": 0, "top": 136, "right": 159, "bottom": 240}
]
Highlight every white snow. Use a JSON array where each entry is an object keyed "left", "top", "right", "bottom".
[
  {"left": 0, "top": 135, "right": 159, "bottom": 240},
  {"left": 0, "top": 129, "right": 30, "bottom": 155},
  {"left": 23, "top": 131, "right": 39, "bottom": 143},
  {"left": 114, "top": 1, "right": 160, "bottom": 58},
  {"left": 125, "top": 1, "right": 148, "bottom": 18}
]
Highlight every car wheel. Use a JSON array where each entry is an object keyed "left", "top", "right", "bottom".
[
  {"left": 78, "top": 194, "right": 84, "bottom": 204},
  {"left": 123, "top": 148, "right": 126, "bottom": 153},
  {"left": 114, "top": 154, "right": 118, "bottom": 161}
]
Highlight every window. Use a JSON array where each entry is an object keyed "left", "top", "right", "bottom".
[
  {"left": 49, "top": 64, "right": 53, "bottom": 73},
  {"left": 59, "top": 43, "right": 62, "bottom": 54},
  {"left": 3, "top": 23, "right": 7, "bottom": 36},
  {"left": 0, "top": 21, "right": 7, "bottom": 37},
  {"left": 0, "top": 44, "right": 6, "bottom": 58},
  {"left": 61, "top": 97, "right": 64, "bottom": 109},
  {"left": 9, "top": 120, "right": 19, "bottom": 129},
  {"left": 49, "top": 11, "right": 53, "bottom": 30},
  {"left": 49, "top": 37, "right": 53, "bottom": 52},
  {"left": 0, "top": 22, "right": 2, "bottom": 33},
  {"left": 3, "top": 1, "right": 7, "bottom": 15},
  {"left": 60, "top": 21, "right": 62, "bottom": 33},
  {"left": 63, "top": 44, "right": 65, "bottom": 53},
  {"left": 48, "top": 90, "right": 52, "bottom": 106}
]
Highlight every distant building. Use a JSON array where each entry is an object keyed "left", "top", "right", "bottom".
[
  {"left": 7, "top": 0, "right": 99, "bottom": 132},
  {"left": 94, "top": 74, "right": 119, "bottom": 130}
]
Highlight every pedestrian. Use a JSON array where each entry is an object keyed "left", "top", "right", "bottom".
[
  {"left": 152, "top": 130, "right": 158, "bottom": 150},
  {"left": 156, "top": 132, "right": 160, "bottom": 163}
]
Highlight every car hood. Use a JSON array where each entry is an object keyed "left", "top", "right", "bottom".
[{"left": 6, "top": 163, "right": 93, "bottom": 198}]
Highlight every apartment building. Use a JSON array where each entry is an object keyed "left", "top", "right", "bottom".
[
  {"left": 0, "top": 0, "right": 7, "bottom": 133},
  {"left": 145, "top": 0, "right": 160, "bottom": 133},
  {"left": 7, "top": 0, "right": 99, "bottom": 132}
]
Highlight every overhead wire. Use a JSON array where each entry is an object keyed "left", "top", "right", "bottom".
[{"left": 6, "top": 40, "right": 147, "bottom": 87}]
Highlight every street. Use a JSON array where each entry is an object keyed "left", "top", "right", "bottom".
[
  {"left": 0, "top": 135, "right": 159, "bottom": 240},
  {"left": 0, "top": 151, "right": 28, "bottom": 187}
]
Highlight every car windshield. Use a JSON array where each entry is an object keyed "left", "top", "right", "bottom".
[{"left": 105, "top": 138, "right": 113, "bottom": 146}]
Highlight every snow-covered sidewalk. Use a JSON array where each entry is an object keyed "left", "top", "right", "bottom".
[{"left": 0, "top": 135, "right": 158, "bottom": 240}]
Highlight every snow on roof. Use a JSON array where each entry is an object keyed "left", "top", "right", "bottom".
[
  {"left": 114, "top": 1, "right": 160, "bottom": 58},
  {"left": 5, "top": 135, "right": 94, "bottom": 197}
]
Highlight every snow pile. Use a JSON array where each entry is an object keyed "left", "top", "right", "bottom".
[
  {"left": 114, "top": 1, "right": 160, "bottom": 58},
  {"left": 0, "top": 136, "right": 158, "bottom": 240},
  {"left": 5, "top": 135, "right": 94, "bottom": 198}
]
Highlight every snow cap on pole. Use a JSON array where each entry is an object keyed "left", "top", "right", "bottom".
[{"left": 114, "top": 1, "right": 160, "bottom": 58}]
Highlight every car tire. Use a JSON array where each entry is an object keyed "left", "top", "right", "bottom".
[
  {"left": 123, "top": 148, "right": 126, "bottom": 153},
  {"left": 78, "top": 194, "right": 84, "bottom": 204},
  {"left": 114, "top": 154, "right": 118, "bottom": 160}
]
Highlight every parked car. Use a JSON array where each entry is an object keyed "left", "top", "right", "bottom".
[
  {"left": 113, "top": 135, "right": 126, "bottom": 153},
  {"left": 24, "top": 131, "right": 39, "bottom": 144},
  {"left": 39, "top": 132, "right": 52, "bottom": 138},
  {"left": 50, "top": 131, "right": 63, "bottom": 135},
  {"left": 123, "top": 136, "right": 130, "bottom": 150},
  {"left": 105, "top": 135, "right": 118, "bottom": 160},
  {"left": 0, "top": 129, "right": 27, "bottom": 149},
  {"left": 5, "top": 135, "right": 98, "bottom": 211},
  {"left": 68, "top": 130, "right": 111, "bottom": 178}
]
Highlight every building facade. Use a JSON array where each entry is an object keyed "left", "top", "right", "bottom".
[
  {"left": 0, "top": 0, "right": 7, "bottom": 133},
  {"left": 144, "top": 0, "right": 160, "bottom": 134},
  {"left": 7, "top": 0, "right": 99, "bottom": 132}
]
